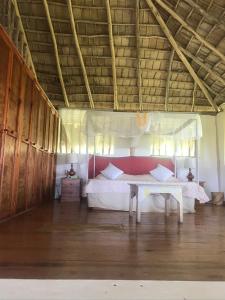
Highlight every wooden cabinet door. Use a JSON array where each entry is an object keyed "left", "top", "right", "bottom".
[
  {"left": 16, "top": 142, "right": 29, "bottom": 212},
  {"left": 0, "top": 35, "right": 11, "bottom": 129},
  {"left": 30, "top": 85, "right": 39, "bottom": 146},
  {"left": 37, "top": 97, "right": 46, "bottom": 149},
  {"left": 53, "top": 115, "right": 59, "bottom": 153},
  {"left": 6, "top": 55, "right": 21, "bottom": 134},
  {"left": 22, "top": 76, "right": 33, "bottom": 141},
  {"left": 26, "top": 147, "right": 36, "bottom": 208},
  {"left": 36, "top": 150, "right": 43, "bottom": 203},
  {"left": 44, "top": 105, "right": 50, "bottom": 151},
  {"left": 48, "top": 112, "right": 54, "bottom": 153},
  {"left": 0, "top": 134, "right": 16, "bottom": 219}
]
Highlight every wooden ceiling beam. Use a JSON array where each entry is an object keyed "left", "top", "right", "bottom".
[
  {"left": 183, "top": 0, "right": 225, "bottom": 32},
  {"left": 42, "top": 0, "right": 69, "bottom": 107},
  {"left": 165, "top": 49, "right": 174, "bottom": 111},
  {"left": 51, "top": 100, "right": 215, "bottom": 113},
  {"left": 136, "top": 0, "right": 143, "bottom": 111},
  {"left": 106, "top": 0, "right": 119, "bottom": 111},
  {"left": 145, "top": 0, "right": 219, "bottom": 112},
  {"left": 67, "top": 0, "right": 94, "bottom": 109},
  {"left": 154, "top": 0, "right": 225, "bottom": 66}
]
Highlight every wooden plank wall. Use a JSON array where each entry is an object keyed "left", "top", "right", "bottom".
[{"left": 0, "top": 26, "right": 59, "bottom": 221}]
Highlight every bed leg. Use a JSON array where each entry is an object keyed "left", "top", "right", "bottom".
[
  {"left": 165, "top": 194, "right": 170, "bottom": 217},
  {"left": 129, "top": 195, "right": 133, "bottom": 217},
  {"left": 178, "top": 200, "right": 183, "bottom": 224},
  {"left": 136, "top": 193, "right": 141, "bottom": 223}
]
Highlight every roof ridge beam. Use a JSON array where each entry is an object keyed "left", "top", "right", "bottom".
[
  {"left": 165, "top": 49, "right": 174, "bottom": 111},
  {"left": 145, "top": 0, "right": 219, "bottom": 112},
  {"left": 67, "top": 0, "right": 94, "bottom": 109},
  {"left": 154, "top": 0, "right": 225, "bottom": 66},
  {"left": 136, "top": 0, "right": 143, "bottom": 111},
  {"left": 42, "top": 0, "right": 69, "bottom": 107},
  {"left": 105, "top": 0, "right": 119, "bottom": 111}
]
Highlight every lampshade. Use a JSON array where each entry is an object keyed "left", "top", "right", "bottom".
[
  {"left": 184, "top": 157, "right": 196, "bottom": 169},
  {"left": 65, "top": 153, "right": 78, "bottom": 164}
]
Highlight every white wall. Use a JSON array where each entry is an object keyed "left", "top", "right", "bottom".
[
  {"left": 199, "top": 115, "right": 219, "bottom": 197},
  {"left": 216, "top": 110, "right": 225, "bottom": 194}
]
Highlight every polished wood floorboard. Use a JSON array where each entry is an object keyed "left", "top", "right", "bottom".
[{"left": 0, "top": 200, "right": 225, "bottom": 280}]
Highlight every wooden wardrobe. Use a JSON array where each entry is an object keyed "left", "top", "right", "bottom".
[{"left": 0, "top": 26, "right": 59, "bottom": 221}]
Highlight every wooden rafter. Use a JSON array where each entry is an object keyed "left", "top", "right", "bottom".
[
  {"left": 42, "top": 0, "right": 69, "bottom": 108},
  {"left": 51, "top": 100, "right": 215, "bottom": 113},
  {"left": 12, "top": 0, "right": 36, "bottom": 77},
  {"left": 165, "top": 49, "right": 174, "bottom": 111},
  {"left": 136, "top": 0, "right": 143, "bottom": 111},
  {"left": 145, "top": 0, "right": 219, "bottom": 112},
  {"left": 180, "top": 46, "right": 225, "bottom": 88},
  {"left": 183, "top": 0, "right": 225, "bottom": 32},
  {"left": 106, "top": 0, "right": 119, "bottom": 111},
  {"left": 154, "top": 0, "right": 225, "bottom": 66},
  {"left": 67, "top": 0, "right": 94, "bottom": 109}
]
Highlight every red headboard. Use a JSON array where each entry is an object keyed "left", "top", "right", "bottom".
[{"left": 88, "top": 156, "right": 174, "bottom": 178}]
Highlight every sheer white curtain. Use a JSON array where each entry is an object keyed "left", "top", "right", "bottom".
[{"left": 58, "top": 109, "right": 200, "bottom": 157}]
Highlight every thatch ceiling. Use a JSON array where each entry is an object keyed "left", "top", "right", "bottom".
[{"left": 1, "top": 0, "right": 225, "bottom": 113}]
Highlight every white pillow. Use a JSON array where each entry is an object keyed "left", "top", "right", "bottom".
[
  {"left": 100, "top": 163, "right": 124, "bottom": 180},
  {"left": 150, "top": 164, "right": 174, "bottom": 182}
]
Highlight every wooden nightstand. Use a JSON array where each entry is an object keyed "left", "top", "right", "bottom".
[{"left": 61, "top": 178, "right": 81, "bottom": 202}]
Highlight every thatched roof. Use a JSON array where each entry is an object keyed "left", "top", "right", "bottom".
[{"left": 2, "top": 0, "right": 225, "bottom": 113}]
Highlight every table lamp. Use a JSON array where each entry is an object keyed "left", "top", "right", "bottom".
[
  {"left": 66, "top": 153, "right": 78, "bottom": 177},
  {"left": 184, "top": 157, "right": 196, "bottom": 182}
]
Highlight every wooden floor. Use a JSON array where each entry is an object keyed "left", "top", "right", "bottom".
[{"left": 0, "top": 200, "right": 225, "bottom": 281}]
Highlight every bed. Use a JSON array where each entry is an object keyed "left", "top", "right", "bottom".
[{"left": 86, "top": 156, "right": 209, "bottom": 214}]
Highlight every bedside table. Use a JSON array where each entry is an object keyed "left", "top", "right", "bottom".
[{"left": 61, "top": 178, "right": 81, "bottom": 202}]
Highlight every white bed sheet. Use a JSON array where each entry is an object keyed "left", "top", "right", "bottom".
[{"left": 86, "top": 174, "right": 209, "bottom": 213}]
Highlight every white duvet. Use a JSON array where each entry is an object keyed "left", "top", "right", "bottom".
[{"left": 85, "top": 174, "right": 210, "bottom": 213}]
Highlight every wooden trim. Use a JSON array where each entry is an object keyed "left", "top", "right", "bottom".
[
  {"left": 67, "top": 0, "right": 94, "bottom": 109},
  {"left": 154, "top": 0, "right": 225, "bottom": 66},
  {"left": 106, "top": 0, "right": 119, "bottom": 111},
  {"left": 42, "top": 0, "right": 70, "bottom": 108},
  {"left": 136, "top": 0, "right": 143, "bottom": 111},
  {"left": 165, "top": 49, "right": 174, "bottom": 111},
  {"left": 145, "top": 0, "right": 219, "bottom": 112}
]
